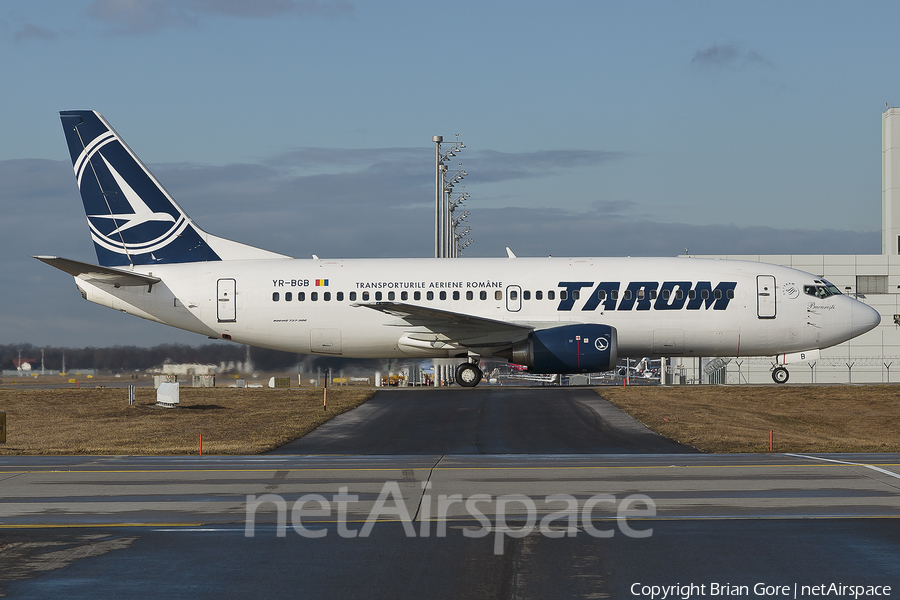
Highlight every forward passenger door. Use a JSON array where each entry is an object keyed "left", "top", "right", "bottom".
[{"left": 757, "top": 275, "right": 776, "bottom": 319}]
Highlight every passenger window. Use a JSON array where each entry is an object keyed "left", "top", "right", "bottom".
[
  {"left": 285, "top": 292, "right": 292, "bottom": 301},
  {"left": 453, "top": 291, "right": 460, "bottom": 300},
  {"left": 598, "top": 290, "right": 606, "bottom": 299},
  {"left": 560, "top": 291, "right": 568, "bottom": 301},
  {"left": 375, "top": 291, "right": 382, "bottom": 301},
  {"left": 337, "top": 292, "right": 344, "bottom": 301},
  {"left": 548, "top": 291, "right": 555, "bottom": 300},
  {"left": 623, "top": 290, "right": 632, "bottom": 300},
  {"left": 662, "top": 289, "right": 670, "bottom": 300},
  {"left": 495, "top": 291, "right": 503, "bottom": 300},
  {"left": 401, "top": 291, "right": 408, "bottom": 301},
  {"left": 701, "top": 290, "right": 709, "bottom": 300},
  {"left": 440, "top": 291, "right": 447, "bottom": 300},
  {"left": 273, "top": 292, "right": 280, "bottom": 301},
  {"left": 427, "top": 291, "right": 434, "bottom": 300},
  {"left": 523, "top": 290, "right": 531, "bottom": 300},
  {"left": 324, "top": 292, "right": 331, "bottom": 301},
  {"left": 414, "top": 291, "right": 421, "bottom": 301},
  {"left": 466, "top": 291, "right": 473, "bottom": 300},
  {"left": 480, "top": 291, "right": 487, "bottom": 300},
  {"left": 388, "top": 291, "right": 395, "bottom": 301},
  {"left": 637, "top": 290, "right": 644, "bottom": 300},
  {"left": 311, "top": 292, "right": 318, "bottom": 301},
  {"left": 675, "top": 290, "right": 683, "bottom": 300},
  {"left": 349, "top": 291, "right": 356, "bottom": 301},
  {"left": 715, "top": 289, "right": 722, "bottom": 299},
  {"left": 298, "top": 292, "right": 305, "bottom": 301},
  {"left": 536, "top": 290, "right": 543, "bottom": 300},
  {"left": 362, "top": 291, "right": 369, "bottom": 301},
  {"left": 649, "top": 290, "right": 657, "bottom": 299},
  {"left": 688, "top": 290, "right": 696, "bottom": 300},
  {"left": 611, "top": 290, "right": 618, "bottom": 300},
  {"left": 727, "top": 290, "right": 734, "bottom": 299},
  {"left": 510, "top": 290, "right": 518, "bottom": 301}
]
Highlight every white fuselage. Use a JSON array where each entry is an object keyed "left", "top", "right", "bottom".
[{"left": 71, "top": 256, "right": 879, "bottom": 361}]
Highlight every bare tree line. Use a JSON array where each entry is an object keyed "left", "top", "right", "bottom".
[
  {"left": 1, "top": 343, "right": 298, "bottom": 373},
  {"left": 1, "top": 343, "right": 406, "bottom": 376}
]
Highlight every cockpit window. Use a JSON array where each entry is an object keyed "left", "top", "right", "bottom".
[
  {"left": 804, "top": 285, "right": 828, "bottom": 298},
  {"left": 804, "top": 280, "right": 842, "bottom": 299},
  {"left": 820, "top": 279, "right": 842, "bottom": 295}
]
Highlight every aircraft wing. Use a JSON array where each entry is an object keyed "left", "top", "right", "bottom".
[
  {"left": 355, "top": 301, "right": 533, "bottom": 347},
  {"left": 34, "top": 256, "right": 161, "bottom": 287}
]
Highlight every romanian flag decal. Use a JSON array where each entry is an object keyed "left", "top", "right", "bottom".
[{"left": 315, "top": 279, "right": 329, "bottom": 286}]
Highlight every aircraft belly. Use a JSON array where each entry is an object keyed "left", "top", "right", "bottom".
[{"left": 619, "top": 329, "right": 741, "bottom": 357}]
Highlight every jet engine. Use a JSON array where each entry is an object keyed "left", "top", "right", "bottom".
[{"left": 498, "top": 324, "right": 617, "bottom": 374}]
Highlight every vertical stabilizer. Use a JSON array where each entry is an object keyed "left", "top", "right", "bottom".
[{"left": 59, "top": 110, "right": 289, "bottom": 267}]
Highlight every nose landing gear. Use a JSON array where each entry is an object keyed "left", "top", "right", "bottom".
[
  {"left": 771, "top": 366, "right": 789, "bottom": 384},
  {"left": 455, "top": 362, "right": 483, "bottom": 387}
]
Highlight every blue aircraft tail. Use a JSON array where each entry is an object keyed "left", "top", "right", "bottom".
[{"left": 59, "top": 110, "right": 288, "bottom": 267}]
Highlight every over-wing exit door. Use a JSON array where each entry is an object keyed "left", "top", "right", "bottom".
[{"left": 506, "top": 285, "right": 521, "bottom": 312}]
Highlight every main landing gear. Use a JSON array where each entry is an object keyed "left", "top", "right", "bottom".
[
  {"left": 455, "top": 362, "right": 483, "bottom": 387},
  {"left": 771, "top": 366, "right": 790, "bottom": 384}
]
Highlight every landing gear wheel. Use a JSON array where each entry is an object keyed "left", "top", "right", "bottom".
[
  {"left": 455, "top": 363, "right": 483, "bottom": 387},
  {"left": 772, "top": 366, "right": 789, "bottom": 384}
]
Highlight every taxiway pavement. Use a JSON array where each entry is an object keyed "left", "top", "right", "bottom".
[{"left": 271, "top": 387, "right": 695, "bottom": 454}]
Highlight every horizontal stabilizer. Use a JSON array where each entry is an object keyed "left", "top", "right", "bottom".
[{"left": 33, "top": 255, "right": 161, "bottom": 287}]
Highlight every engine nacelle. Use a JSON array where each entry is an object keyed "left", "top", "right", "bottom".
[{"left": 500, "top": 324, "right": 618, "bottom": 374}]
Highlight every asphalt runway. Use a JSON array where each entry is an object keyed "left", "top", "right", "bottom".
[
  {"left": 1, "top": 388, "right": 899, "bottom": 598},
  {"left": 271, "top": 387, "right": 695, "bottom": 454}
]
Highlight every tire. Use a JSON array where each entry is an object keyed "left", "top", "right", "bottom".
[
  {"left": 455, "top": 363, "right": 483, "bottom": 387},
  {"left": 772, "top": 366, "right": 789, "bottom": 384}
]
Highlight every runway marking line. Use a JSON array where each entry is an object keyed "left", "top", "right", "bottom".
[
  {"left": 4, "top": 515, "right": 900, "bottom": 529},
  {"left": 785, "top": 454, "right": 900, "bottom": 481},
  {"left": 0, "top": 522, "right": 206, "bottom": 529},
  {"left": 0, "top": 464, "right": 898, "bottom": 475},
  {"left": 0, "top": 457, "right": 897, "bottom": 476}
]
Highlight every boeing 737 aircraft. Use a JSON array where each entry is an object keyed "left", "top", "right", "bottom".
[{"left": 36, "top": 110, "right": 881, "bottom": 386}]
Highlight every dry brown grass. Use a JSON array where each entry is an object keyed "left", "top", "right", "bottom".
[
  {"left": 0, "top": 387, "right": 373, "bottom": 455},
  {"left": 600, "top": 385, "right": 900, "bottom": 453},
  {"left": 1, "top": 384, "right": 897, "bottom": 455}
]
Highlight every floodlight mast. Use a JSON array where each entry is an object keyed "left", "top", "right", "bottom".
[
  {"left": 433, "top": 136, "right": 442, "bottom": 258},
  {"left": 449, "top": 192, "right": 470, "bottom": 257},
  {"left": 433, "top": 134, "right": 468, "bottom": 257}
]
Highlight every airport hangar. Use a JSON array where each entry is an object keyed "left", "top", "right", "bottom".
[{"left": 673, "top": 107, "right": 900, "bottom": 385}]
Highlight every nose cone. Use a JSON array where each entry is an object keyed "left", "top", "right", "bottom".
[{"left": 851, "top": 300, "right": 881, "bottom": 338}]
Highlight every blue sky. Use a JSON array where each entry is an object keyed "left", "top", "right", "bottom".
[{"left": 2, "top": 0, "right": 898, "bottom": 347}]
